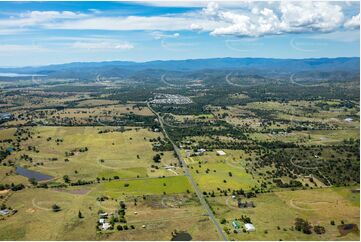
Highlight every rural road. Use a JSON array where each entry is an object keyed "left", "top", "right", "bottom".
[
  {"left": 289, "top": 157, "right": 332, "bottom": 187},
  {"left": 289, "top": 73, "right": 323, "bottom": 87},
  {"left": 161, "top": 74, "right": 183, "bottom": 88},
  {"left": 225, "top": 72, "right": 243, "bottom": 87},
  {"left": 147, "top": 102, "right": 228, "bottom": 241}
]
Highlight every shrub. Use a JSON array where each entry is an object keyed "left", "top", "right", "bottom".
[
  {"left": 52, "top": 204, "right": 61, "bottom": 212},
  {"left": 314, "top": 225, "right": 326, "bottom": 234},
  {"left": 295, "top": 218, "right": 312, "bottom": 234}
]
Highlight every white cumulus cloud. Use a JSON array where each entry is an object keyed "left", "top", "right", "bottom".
[
  {"left": 0, "top": 11, "right": 86, "bottom": 28},
  {"left": 344, "top": 13, "right": 360, "bottom": 29},
  {"left": 0, "top": 2, "right": 358, "bottom": 39},
  {"left": 201, "top": 1, "right": 348, "bottom": 37}
]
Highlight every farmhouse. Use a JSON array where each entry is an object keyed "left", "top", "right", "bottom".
[
  {"left": 216, "top": 150, "right": 226, "bottom": 156},
  {"left": 244, "top": 223, "right": 256, "bottom": 232}
]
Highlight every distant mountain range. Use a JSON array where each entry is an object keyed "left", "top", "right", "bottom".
[{"left": 0, "top": 57, "right": 359, "bottom": 79}]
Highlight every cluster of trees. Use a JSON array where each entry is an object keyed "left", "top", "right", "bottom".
[
  {"left": 201, "top": 187, "right": 258, "bottom": 198},
  {"left": 65, "top": 147, "right": 88, "bottom": 157},
  {"left": 0, "top": 183, "right": 25, "bottom": 191},
  {"left": 168, "top": 121, "right": 247, "bottom": 143},
  {"left": 0, "top": 149, "right": 10, "bottom": 163},
  {"left": 258, "top": 144, "right": 359, "bottom": 186},
  {"left": 273, "top": 179, "right": 303, "bottom": 188},
  {"left": 150, "top": 136, "right": 173, "bottom": 152},
  {"left": 295, "top": 218, "right": 326, "bottom": 235},
  {"left": 153, "top": 154, "right": 162, "bottom": 163}
]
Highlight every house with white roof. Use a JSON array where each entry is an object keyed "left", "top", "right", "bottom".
[{"left": 101, "top": 222, "right": 112, "bottom": 230}]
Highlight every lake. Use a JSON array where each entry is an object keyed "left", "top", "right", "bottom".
[
  {"left": 171, "top": 232, "right": 192, "bottom": 241},
  {"left": 0, "top": 73, "right": 46, "bottom": 77},
  {"left": 15, "top": 167, "right": 54, "bottom": 181}
]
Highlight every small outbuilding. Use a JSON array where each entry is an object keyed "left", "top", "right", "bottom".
[
  {"left": 232, "top": 220, "right": 241, "bottom": 230},
  {"left": 216, "top": 150, "right": 226, "bottom": 156},
  {"left": 0, "top": 113, "right": 13, "bottom": 123},
  {"left": 244, "top": 223, "right": 256, "bottom": 232},
  {"left": 0, "top": 209, "right": 9, "bottom": 216},
  {"left": 197, "top": 148, "right": 206, "bottom": 153},
  {"left": 99, "top": 218, "right": 105, "bottom": 224}
]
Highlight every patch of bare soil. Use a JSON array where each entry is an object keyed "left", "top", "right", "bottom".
[
  {"left": 55, "top": 188, "right": 90, "bottom": 195},
  {"left": 26, "top": 208, "right": 35, "bottom": 213},
  {"left": 0, "top": 189, "right": 9, "bottom": 195}
]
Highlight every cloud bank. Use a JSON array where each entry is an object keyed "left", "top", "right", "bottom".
[{"left": 0, "top": 1, "right": 359, "bottom": 38}]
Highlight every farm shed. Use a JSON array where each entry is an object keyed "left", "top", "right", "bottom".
[
  {"left": 99, "top": 218, "right": 105, "bottom": 224},
  {"left": 197, "top": 148, "right": 206, "bottom": 153},
  {"left": 245, "top": 223, "right": 256, "bottom": 232},
  {"left": 0, "top": 209, "right": 9, "bottom": 216},
  {"left": 216, "top": 150, "right": 226, "bottom": 156}
]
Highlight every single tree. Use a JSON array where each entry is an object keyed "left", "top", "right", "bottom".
[{"left": 52, "top": 204, "right": 61, "bottom": 212}]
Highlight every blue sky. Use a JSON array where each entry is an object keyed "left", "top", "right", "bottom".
[{"left": 0, "top": 1, "right": 359, "bottom": 66}]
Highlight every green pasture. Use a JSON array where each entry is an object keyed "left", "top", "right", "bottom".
[{"left": 96, "top": 176, "right": 193, "bottom": 197}]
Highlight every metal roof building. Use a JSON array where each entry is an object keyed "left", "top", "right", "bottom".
[{"left": 245, "top": 223, "right": 256, "bottom": 232}]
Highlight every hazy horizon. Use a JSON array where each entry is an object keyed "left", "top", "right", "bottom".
[
  {"left": 0, "top": 56, "right": 360, "bottom": 69},
  {"left": 0, "top": 1, "right": 359, "bottom": 66}
]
